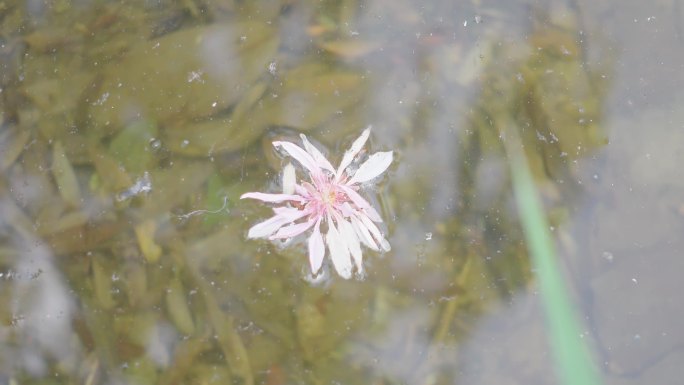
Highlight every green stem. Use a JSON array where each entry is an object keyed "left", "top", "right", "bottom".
[{"left": 503, "top": 127, "right": 602, "bottom": 385}]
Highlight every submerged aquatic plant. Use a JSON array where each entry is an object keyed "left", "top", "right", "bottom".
[{"left": 241, "top": 128, "right": 392, "bottom": 279}]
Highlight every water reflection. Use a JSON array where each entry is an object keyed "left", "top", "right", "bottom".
[
  {"left": 2, "top": 0, "right": 682, "bottom": 384},
  {"left": 1, "top": 225, "right": 76, "bottom": 378}
]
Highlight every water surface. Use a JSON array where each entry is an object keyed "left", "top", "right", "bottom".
[{"left": 1, "top": 1, "right": 683, "bottom": 384}]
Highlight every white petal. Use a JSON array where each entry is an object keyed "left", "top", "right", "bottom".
[
  {"left": 338, "top": 202, "right": 356, "bottom": 217},
  {"left": 336, "top": 126, "right": 371, "bottom": 178},
  {"left": 247, "top": 214, "right": 292, "bottom": 239},
  {"left": 273, "top": 206, "right": 309, "bottom": 221},
  {"left": 350, "top": 215, "right": 379, "bottom": 251},
  {"left": 282, "top": 163, "right": 296, "bottom": 195},
  {"left": 294, "top": 183, "right": 310, "bottom": 197},
  {"left": 326, "top": 217, "right": 352, "bottom": 279},
  {"left": 379, "top": 238, "right": 391, "bottom": 251},
  {"left": 347, "top": 151, "right": 393, "bottom": 185},
  {"left": 339, "top": 185, "right": 383, "bottom": 222},
  {"left": 308, "top": 219, "right": 325, "bottom": 274},
  {"left": 301, "top": 182, "right": 318, "bottom": 196},
  {"left": 336, "top": 216, "right": 363, "bottom": 272},
  {"left": 270, "top": 219, "right": 315, "bottom": 239},
  {"left": 241, "top": 192, "right": 305, "bottom": 203},
  {"left": 357, "top": 212, "right": 391, "bottom": 252},
  {"left": 362, "top": 206, "right": 382, "bottom": 222},
  {"left": 273, "top": 141, "right": 321, "bottom": 176},
  {"left": 340, "top": 185, "right": 371, "bottom": 209},
  {"left": 300, "top": 134, "right": 336, "bottom": 174}
]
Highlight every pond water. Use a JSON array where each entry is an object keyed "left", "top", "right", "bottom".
[{"left": 1, "top": 0, "right": 683, "bottom": 384}]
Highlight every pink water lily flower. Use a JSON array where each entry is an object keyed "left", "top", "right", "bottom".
[{"left": 241, "top": 127, "right": 392, "bottom": 279}]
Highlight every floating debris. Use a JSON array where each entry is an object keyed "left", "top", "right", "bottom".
[{"left": 116, "top": 171, "right": 152, "bottom": 202}]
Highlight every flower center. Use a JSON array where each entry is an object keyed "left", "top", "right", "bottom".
[{"left": 322, "top": 188, "right": 337, "bottom": 206}]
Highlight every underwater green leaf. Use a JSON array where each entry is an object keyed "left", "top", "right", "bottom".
[
  {"left": 165, "top": 278, "right": 196, "bottom": 335},
  {"left": 92, "top": 255, "right": 116, "bottom": 310},
  {"left": 163, "top": 82, "right": 269, "bottom": 156},
  {"left": 134, "top": 219, "right": 162, "bottom": 263},
  {"left": 254, "top": 62, "right": 366, "bottom": 131},
  {"left": 90, "top": 21, "right": 279, "bottom": 136},
  {"left": 52, "top": 140, "right": 82, "bottom": 208},
  {"left": 108, "top": 120, "right": 158, "bottom": 174},
  {"left": 0, "top": 125, "right": 30, "bottom": 171}
]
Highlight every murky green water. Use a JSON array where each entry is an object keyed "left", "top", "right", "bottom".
[{"left": 1, "top": 1, "right": 683, "bottom": 384}]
